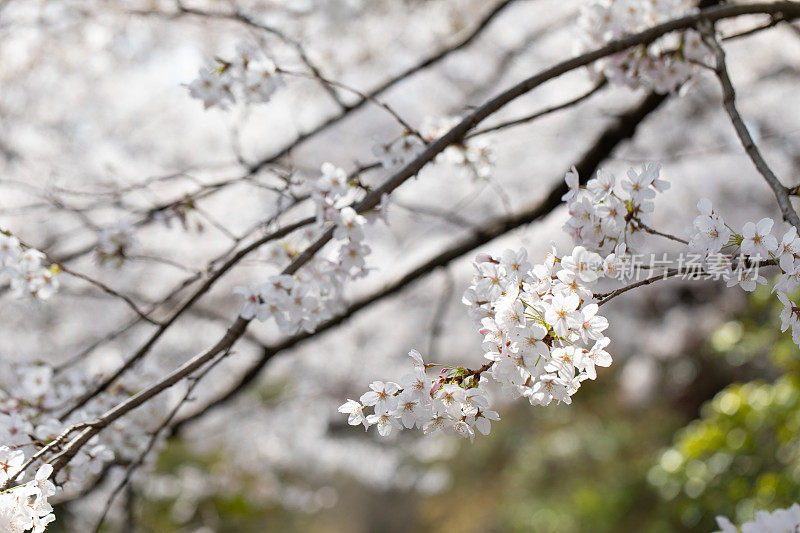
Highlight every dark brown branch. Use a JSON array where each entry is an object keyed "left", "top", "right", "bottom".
[
  {"left": 704, "top": 24, "right": 800, "bottom": 230},
  {"left": 722, "top": 13, "right": 790, "bottom": 40},
  {"left": 596, "top": 268, "right": 682, "bottom": 305},
  {"left": 47, "top": 318, "right": 248, "bottom": 475},
  {"left": 277, "top": 68, "right": 423, "bottom": 139}
]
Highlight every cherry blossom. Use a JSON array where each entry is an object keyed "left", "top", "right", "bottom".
[
  {"left": 372, "top": 133, "right": 425, "bottom": 169},
  {"left": 360, "top": 381, "right": 400, "bottom": 414},
  {"left": 687, "top": 198, "right": 733, "bottom": 256},
  {"left": 563, "top": 163, "right": 669, "bottom": 253},
  {"left": 740, "top": 217, "right": 778, "bottom": 258},
  {"left": 0, "top": 232, "right": 59, "bottom": 300},
  {"left": 422, "top": 116, "right": 494, "bottom": 179},
  {"left": 186, "top": 42, "right": 284, "bottom": 110},
  {"left": 715, "top": 503, "right": 800, "bottom": 533},
  {"left": 577, "top": 337, "right": 612, "bottom": 380},
  {"left": 186, "top": 67, "right": 234, "bottom": 109},
  {"left": 724, "top": 263, "right": 767, "bottom": 293},
  {"left": 0, "top": 448, "right": 56, "bottom": 533},
  {"left": 578, "top": 0, "right": 711, "bottom": 93},
  {"left": 337, "top": 399, "right": 368, "bottom": 429},
  {"left": 341, "top": 350, "right": 499, "bottom": 440},
  {"left": 343, "top": 232, "right": 618, "bottom": 439},
  {"left": 777, "top": 227, "right": 800, "bottom": 272},
  {"left": 777, "top": 293, "right": 800, "bottom": 345}
]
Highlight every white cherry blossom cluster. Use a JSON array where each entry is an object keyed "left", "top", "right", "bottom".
[
  {"left": 339, "top": 350, "right": 499, "bottom": 441},
  {"left": 0, "top": 447, "right": 56, "bottom": 532},
  {"left": 338, "top": 166, "right": 675, "bottom": 441},
  {"left": 464, "top": 247, "right": 611, "bottom": 406},
  {"left": 685, "top": 199, "right": 771, "bottom": 292},
  {"left": 341, "top": 243, "right": 616, "bottom": 440},
  {"left": 563, "top": 162, "right": 669, "bottom": 253},
  {"left": 234, "top": 271, "right": 340, "bottom": 335},
  {"left": 422, "top": 117, "right": 493, "bottom": 180},
  {"left": 0, "top": 361, "right": 168, "bottom": 494},
  {"left": 235, "top": 163, "right": 383, "bottom": 334},
  {"left": 686, "top": 198, "right": 734, "bottom": 257},
  {"left": 684, "top": 198, "right": 800, "bottom": 343},
  {"left": 372, "top": 132, "right": 425, "bottom": 169},
  {"left": 186, "top": 42, "right": 284, "bottom": 110},
  {"left": 715, "top": 503, "right": 800, "bottom": 533},
  {"left": 95, "top": 222, "right": 137, "bottom": 268},
  {"left": 0, "top": 233, "right": 59, "bottom": 301},
  {"left": 578, "top": 0, "right": 712, "bottom": 93}
]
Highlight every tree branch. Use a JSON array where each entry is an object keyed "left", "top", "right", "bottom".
[
  {"left": 89, "top": 346, "right": 230, "bottom": 533},
  {"left": 467, "top": 79, "right": 608, "bottom": 138},
  {"left": 59, "top": 216, "right": 314, "bottom": 417},
  {"left": 703, "top": 24, "right": 800, "bottom": 230},
  {"left": 171, "top": 91, "right": 668, "bottom": 432}
]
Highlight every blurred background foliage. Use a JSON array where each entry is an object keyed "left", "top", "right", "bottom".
[{"left": 84, "top": 283, "right": 799, "bottom": 532}]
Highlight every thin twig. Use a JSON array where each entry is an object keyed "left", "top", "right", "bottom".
[
  {"left": 4, "top": 230, "right": 160, "bottom": 326},
  {"left": 596, "top": 268, "right": 682, "bottom": 305},
  {"left": 56, "top": 266, "right": 161, "bottom": 326},
  {"left": 637, "top": 221, "right": 690, "bottom": 245},
  {"left": 277, "top": 68, "right": 424, "bottom": 139},
  {"left": 467, "top": 79, "right": 607, "bottom": 138},
  {"left": 595, "top": 258, "right": 778, "bottom": 304},
  {"left": 722, "top": 13, "right": 789, "bottom": 41}
]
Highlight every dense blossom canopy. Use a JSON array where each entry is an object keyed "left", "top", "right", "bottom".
[{"left": 0, "top": 0, "right": 799, "bottom": 530}]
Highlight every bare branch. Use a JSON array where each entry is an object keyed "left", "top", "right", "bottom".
[
  {"left": 703, "top": 25, "right": 800, "bottom": 230},
  {"left": 595, "top": 268, "right": 683, "bottom": 305},
  {"left": 636, "top": 221, "right": 690, "bottom": 245},
  {"left": 277, "top": 68, "right": 424, "bottom": 139}
]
